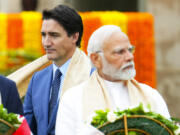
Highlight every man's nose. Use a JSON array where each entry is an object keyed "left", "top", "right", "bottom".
[
  {"left": 125, "top": 50, "right": 134, "bottom": 61},
  {"left": 43, "top": 36, "right": 52, "bottom": 46}
]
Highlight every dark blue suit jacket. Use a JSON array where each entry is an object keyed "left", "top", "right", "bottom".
[
  {"left": 24, "top": 65, "right": 54, "bottom": 135},
  {"left": 23, "top": 64, "right": 94, "bottom": 135},
  {"left": 0, "top": 75, "right": 23, "bottom": 115}
]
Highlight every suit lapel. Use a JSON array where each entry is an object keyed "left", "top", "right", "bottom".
[
  {"left": 37, "top": 65, "right": 53, "bottom": 130},
  {"left": 47, "top": 101, "right": 59, "bottom": 133},
  {"left": 40, "top": 65, "right": 59, "bottom": 134}
]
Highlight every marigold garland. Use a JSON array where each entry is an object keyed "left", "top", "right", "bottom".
[
  {"left": 21, "top": 11, "right": 43, "bottom": 57},
  {"left": 125, "top": 12, "right": 156, "bottom": 88},
  {"left": 97, "top": 11, "right": 128, "bottom": 33},
  {"left": 80, "top": 12, "right": 102, "bottom": 54},
  {"left": 80, "top": 12, "right": 156, "bottom": 88},
  {"left": 0, "top": 11, "right": 156, "bottom": 89},
  {"left": 7, "top": 14, "right": 23, "bottom": 49},
  {"left": 0, "top": 13, "right": 7, "bottom": 70}
]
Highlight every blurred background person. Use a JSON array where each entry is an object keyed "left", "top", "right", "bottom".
[{"left": 0, "top": 75, "right": 23, "bottom": 115}]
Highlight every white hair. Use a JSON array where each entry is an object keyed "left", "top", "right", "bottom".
[{"left": 87, "top": 25, "right": 122, "bottom": 57}]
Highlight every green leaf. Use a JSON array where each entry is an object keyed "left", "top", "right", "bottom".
[{"left": 0, "top": 104, "right": 21, "bottom": 129}]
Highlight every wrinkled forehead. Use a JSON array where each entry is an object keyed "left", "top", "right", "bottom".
[{"left": 103, "top": 31, "right": 130, "bottom": 51}]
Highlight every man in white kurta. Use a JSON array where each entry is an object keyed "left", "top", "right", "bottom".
[{"left": 55, "top": 25, "right": 170, "bottom": 135}]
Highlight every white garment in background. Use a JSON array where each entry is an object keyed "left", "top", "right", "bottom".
[{"left": 55, "top": 81, "right": 170, "bottom": 135}]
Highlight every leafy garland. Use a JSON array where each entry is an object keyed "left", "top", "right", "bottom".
[
  {"left": 0, "top": 104, "right": 22, "bottom": 130},
  {"left": 90, "top": 103, "right": 180, "bottom": 134}
]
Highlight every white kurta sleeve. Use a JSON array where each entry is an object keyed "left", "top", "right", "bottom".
[
  {"left": 152, "top": 89, "right": 171, "bottom": 118},
  {"left": 77, "top": 124, "right": 104, "bottom": 135},
  {"left": 140, "top": 83, "right": 171, "bottom": 118},
  {"left": 55, "top": 89, "right": 77, "bottom": 135},
  {"left": 55, "top": 82, "right": 104, "bottom": 135}
]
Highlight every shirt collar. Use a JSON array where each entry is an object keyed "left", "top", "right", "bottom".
[{"left": 52, "top": 59, "right": 71, "bottom": 79}]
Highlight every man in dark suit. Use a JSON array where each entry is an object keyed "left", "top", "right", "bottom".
[
  {"left": 23, "top": 4, "right": 92, "bottom": 135},
  {"left": 0, "top": 75, "right": 23, "bottom": 115}
]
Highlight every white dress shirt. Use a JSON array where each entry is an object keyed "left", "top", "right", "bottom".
[{"left": 50, "top": 59, "right": 71, "bottom": 102}]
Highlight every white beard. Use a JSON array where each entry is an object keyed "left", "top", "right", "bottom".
[{"left": 101, "top": 56, "right": 136, "bottom": 81}]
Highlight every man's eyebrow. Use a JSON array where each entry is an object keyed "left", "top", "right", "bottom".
[
  {"left": 49, "top": 32, "right": 59, "bottom": 34},
  {"left": 40, "top": 31, "right": 60, "bottom": 35},
  {"left": 113, "top": 45, "right": 133, "bottom": 51},
  {"left": 49, "top": 32, "right": 61, "bottom": 35},
  {"left": 113, "top": 46, "right": 124, "bottom": 51}
]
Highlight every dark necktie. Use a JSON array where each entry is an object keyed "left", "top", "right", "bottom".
[{"left": 49, "top": 69, "right": 62, "bottom": 122}]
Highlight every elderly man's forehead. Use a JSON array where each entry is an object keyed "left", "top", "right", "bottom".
[
  {"left": 111, "top": 31, "right": 127, "bottom": 38},
  {"left": 104, "top": 31, "right": 129, "bottom": 44}
]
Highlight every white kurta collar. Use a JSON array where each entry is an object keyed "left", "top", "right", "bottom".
[{"left": 104, "top": 80, "right": 131, "bottom": 110}]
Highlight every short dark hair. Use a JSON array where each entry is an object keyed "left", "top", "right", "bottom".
[{"left": 42, "top": 5, "right": 83, "bottom": 47}]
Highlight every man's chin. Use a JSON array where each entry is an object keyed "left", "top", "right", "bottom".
[
  {"left": 123, "top": 69, "right": 136, "bottom": 80},
  {"left": 116, "top": 68, "right": 136, "bottom": 81},
  {"left": 46, "top": 55, "right": 55, "bottom": 61}
]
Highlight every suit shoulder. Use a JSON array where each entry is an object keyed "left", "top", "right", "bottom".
[
  {"left": 33, "top": 64, "right": 53, "bottom": 77},
  {"left": 0, "top": 75, "right": 15, "bottom": 85}
]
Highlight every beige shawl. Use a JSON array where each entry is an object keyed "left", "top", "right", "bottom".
[
  {"left": 7, "top": 55, "right": 51, "bottom": 97},
  {"left": 7, "top": 48, "right": 91, "bottom": 97},
  {"left": 82, "top": 71, "right": 156, "bottom": 120},
  {"left": 60, "top": 48, "right": 92, "bottom": 97}
]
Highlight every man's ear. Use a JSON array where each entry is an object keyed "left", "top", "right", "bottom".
[
  {"left": 72, "top": 32, "right": 79, "bottom": 44},
  {"left": 90, "top": 53, "right": 102, "bottom": 69}
]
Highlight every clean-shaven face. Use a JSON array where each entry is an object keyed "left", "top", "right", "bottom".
[{"left": 41, "top": 19, "right": 76, "bottom": 66}]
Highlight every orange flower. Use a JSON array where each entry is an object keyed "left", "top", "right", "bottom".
[
  {"left": 7, "top": 14, "right": 23, "bottom": 49},
  {"left": 80, "top": 12, "right": 102, "bottom": 54},
  {"left": 126, "top": 12, "right": 156, "bottom": 88}
]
